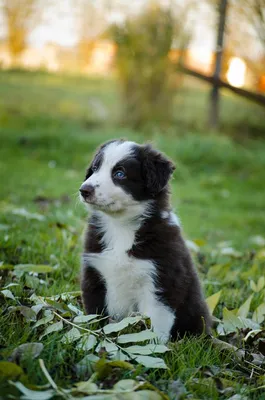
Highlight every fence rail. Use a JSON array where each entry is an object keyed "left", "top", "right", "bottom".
[{"left": 179, "top": 66, "right": 265, "bottom": 108}]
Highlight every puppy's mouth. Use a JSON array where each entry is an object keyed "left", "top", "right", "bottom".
[
  {"left": 91, "top": 201, "right": 115, "bottom": 209},
  {"left": 80, "top": 195, "right": 115, "bottom": 210}
]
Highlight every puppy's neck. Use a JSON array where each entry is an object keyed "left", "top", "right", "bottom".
[{"left": 94, "top": 201, "right": 154, "bottom": 225}]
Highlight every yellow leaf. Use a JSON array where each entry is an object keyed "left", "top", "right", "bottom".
[
  {"left": 250, "top": 278, "right": 265, "bottom": 293},
  {"left": 237, "top": 294, "right": 253, "bottom": 318},
  {"left": 257, "top": 276, "right": 265, "bottom": 292},
  {"left": 252, "top": 303, "right": 265, "bottom": 324},
  {"left": 250, "top": 280, "right": 258, "bottom": 292},
  {"left": 206, "top": 290, "right": 222, "bottom": 315}
]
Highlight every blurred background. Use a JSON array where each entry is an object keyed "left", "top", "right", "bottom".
[
  {"left": 0, "top": 0, "right": 264, "bottom": 133},
  {"left": 0, "top": 0, "right": 265, "bottom": 246}
]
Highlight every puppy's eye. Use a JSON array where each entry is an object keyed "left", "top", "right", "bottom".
[
  {"left": 113, "top": 170, "right": 126, "bottom": 179},
  {"left": 92, "top": 165, "right": 98, "bottom": 172}
]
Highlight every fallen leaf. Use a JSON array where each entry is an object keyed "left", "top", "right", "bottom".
[
  {"left": 125, "top": 344, "right": 169, "bottom": 355},
  {"left": 1, "top": 289, "right": 16, "bottom": 301},
  {"left": 237, "top": 294, "right": 253, "bottom": 319},
  {"left": 113, "top": 379, "right": 138, "bottom": 391},
  {"left": 206, "top": 290, "right": 222, "bottom": 315},
  {"left": 31, "top": 304, "right": 44, "bottom": 315},
  {"left": 61, "top": 327, "right": 81, "bottom": 344},
  {"left": 3, "top": 283, "right": 19, "bottom": 289},
  {"left": 0, "top": 361, "right": 24, "bottom": 382},
  {"left": 77, "top": 334, "right": 97, "bottom": 351},
  {"left": 244, "top": 329, "right": 262, "bottom": 342},
  {"left": 10, "top": 382, "right": 54, "bottom": 400},
  {"left": 253, "top": 303, "right": 265, "bottom": 324},
  {"left": 8, "top": 306, "right": 37, "bottom": 322},
  {"left": 67, "top": 303, "right": 83, "bottom": 315},
  {"left": 96, "top": 339, "right": 118, "bottom": 354},
  {"left": 39, "top": 320, "right": 64, "bottom": 340},
  {"left": 134, "top": 355, "right": 168, "bottom": 369},
  {"left": 33, "top": 312, "right": 54, "bottom": 329},
  {"left": 250, "top": 277, "right": 265, "bottom": 293},
  {"left": 60, "top": 291, "right": 81, "bottom": 301},
  {"left": 19, "top": 306, "right": 37, "bottom": 322},
  {"left": 168, "top": 379, "right": 187, "bottom": 399},
  {"left": 74, "top": 380, "right": 98, "bottom": 394},
  {"left": 75, "top": 354, "right": 100, "bottom": 378},
  {"left": 218, "top": 307, "right": 260, "bottom": 335},
  {"left": 103, "top": 315, "right": 143, "bottom": 334},
  {"left": 207, "top": 263, "right": 232, "bottom": 280},
  {"left": 117, "top": 331, "right": 158, "bottom": 344},
  {"left": 73, "top": 314, "right": 99, "bottom": 324},
  {"left": 9, "top": 343, "right": 43, "bottom": 363}
]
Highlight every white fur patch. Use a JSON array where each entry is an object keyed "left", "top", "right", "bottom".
[
  {"left": 83, "top": 209, "right": 175, "bottom": 342},
  {"left": 161, "top": 210, "right": 181, "bottom": 227},
  {"left": 169, "top": 211, "right": 181, "bottom": 226}
]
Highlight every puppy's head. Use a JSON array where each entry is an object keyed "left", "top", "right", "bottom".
[{"left": 79, "top": 140, "right": 175, "bottom": 213}]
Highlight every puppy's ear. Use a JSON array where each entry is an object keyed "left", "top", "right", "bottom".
[{"left": 142, "top": 145, "right": 175, "bottom": 196}]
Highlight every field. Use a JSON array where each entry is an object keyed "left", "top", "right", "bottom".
[{"left": 1, "top": 69, "right": 265, "bottom": 399}]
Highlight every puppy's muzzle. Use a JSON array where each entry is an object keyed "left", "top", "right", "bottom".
[{"left": 79, "top": 183, "right": 95, "bottom": 200}]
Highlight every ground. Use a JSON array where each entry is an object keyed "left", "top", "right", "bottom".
[{"left": 0, "top": 69, "right": 265, "bottom": 399}]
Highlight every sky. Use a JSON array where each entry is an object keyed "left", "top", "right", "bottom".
[
  {"left": 0, "top": 0, "right": 262, "bottom": 59},
  {"left": 0, "top": 0, "right": 215, "bottom": 51}
]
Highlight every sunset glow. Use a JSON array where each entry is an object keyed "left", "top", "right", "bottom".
[{"left": 226, "top": 57, "right": 246, "bottom": 88}]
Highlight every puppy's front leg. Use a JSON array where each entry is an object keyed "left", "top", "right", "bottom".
[
  {"left": 139, "top": 296, "right": 175, "bottom": 343},
  {"left": 81, "top": 254, "right": 106, "bottom": 315}
]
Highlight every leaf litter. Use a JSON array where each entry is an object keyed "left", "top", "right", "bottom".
[{"left": 1, "top": 237, "right": 265, "bottom": 398}]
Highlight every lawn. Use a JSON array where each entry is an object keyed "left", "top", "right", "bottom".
[{"left": 1, "top": 69, "right": 265, "bottom": 399}]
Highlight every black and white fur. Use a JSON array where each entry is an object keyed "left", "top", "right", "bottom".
[{"left": 79, "top": 140, "right": 211, "bottom": 342}]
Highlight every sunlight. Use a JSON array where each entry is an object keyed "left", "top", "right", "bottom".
[
  {"left": 186, "top": 47, "right": 213, "bottom": 74},
  {"left": 226, "top": 57, "right": 246, "bottom": 88}
]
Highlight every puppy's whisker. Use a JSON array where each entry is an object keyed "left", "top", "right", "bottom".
[{"left": 70, "top": 191, "right": 80, "bottom": 198}]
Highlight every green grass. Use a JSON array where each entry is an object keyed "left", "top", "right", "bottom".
[{"left": 0, "top": 69, "right": 265, "bottom": 399}]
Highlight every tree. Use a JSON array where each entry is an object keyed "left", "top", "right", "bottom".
[
  {"left": 111, "top": 1, "right": 194, "bottom": 129},
  {"left": 209, "top": 0, "right": 228, "bottom": 129},
  {"left": 235, "top": 0, "right": 265, "bottom": 49},
  {"left": 1, "top": 0, "right": 42, "bottom": 62},
  {"left": 208, "top": 0, "right": 265, "bottom": 51}
]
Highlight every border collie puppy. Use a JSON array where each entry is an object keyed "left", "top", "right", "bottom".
[{"left": 79, "top": 140, "right": 211, "bottom": 342}]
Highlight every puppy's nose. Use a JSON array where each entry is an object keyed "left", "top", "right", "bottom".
[{"left": 79, "top": 184, "right": 95, "bottom": 198}]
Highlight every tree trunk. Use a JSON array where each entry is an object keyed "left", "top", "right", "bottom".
[{"left": 209, "top": 0, "right": 228, "bottom": 129}]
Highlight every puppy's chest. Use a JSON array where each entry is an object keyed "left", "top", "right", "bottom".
[{"left": 90, "top": 218, "right": 155, "bottom": 317}]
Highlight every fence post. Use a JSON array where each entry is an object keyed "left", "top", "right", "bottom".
[{"left": 209, "top": 0, "right": 228, "bottom": 129}]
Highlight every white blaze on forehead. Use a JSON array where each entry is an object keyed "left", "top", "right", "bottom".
[{"left": 102, "top": 141, "right": 136, "bottom": 168}]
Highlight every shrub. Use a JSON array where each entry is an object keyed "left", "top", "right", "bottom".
[{"left": 111, "top": 3, "right": 183, "bottom": 129}]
